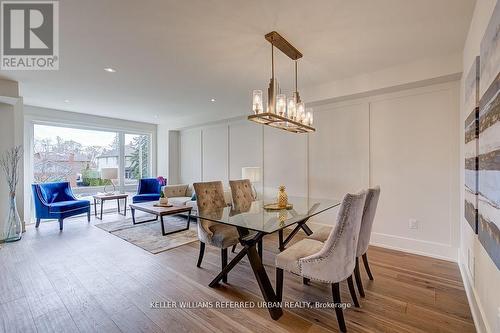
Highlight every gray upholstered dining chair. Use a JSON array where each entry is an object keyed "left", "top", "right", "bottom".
[
  {"left": 193, "top": 181, "right": 239, "bottom": 283},
  {"left": 308, "top": 186, "right": 380, "bottom": 297},
  {"left": 229, "top": 179, "right": 254, "bottom": 212},
  {"left": 228, "top": 179, "right": 263, "bottom": 256},
  {"left": 353, "top": 186, "right": 380, "bottom": 296},
  {"left": 275, "top": 191, "right": 367, "bottom": 333}
]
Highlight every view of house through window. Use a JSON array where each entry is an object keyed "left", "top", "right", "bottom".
[{"left": 33, "top": 124, "right": 152, "bottom": 211}]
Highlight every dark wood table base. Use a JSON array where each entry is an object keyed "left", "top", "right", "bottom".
[
  {"left": 278, "top": 217, "right": 313, "bottom": 251},
  {"left": 208, "top": 227, "right": 283, "bottom": 320},
  {"left": 208, "top": 216, "right": 316, "bottom": 320}
]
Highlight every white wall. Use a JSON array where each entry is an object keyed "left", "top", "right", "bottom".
[
  {"left": 179, "top": 121, "right": 265, "bottom": 191},
  {"left": 263, "top": 126, "right": 307, "bottom": 198},
  {"left": 179, "top": 129, "right": 202, "bottom": 184},
  {"left": 369, "top": 84, "right": 460, "bottom": 259},
  {"left": 305, "top": 53, "right": 462, "bottom": 105},
  {"left": 176, "top": 81, "right": 460, "bottom": 261},
  {"left": 308, "top": 82, "right": 460, "bottom": 261},
  {"left": 168, "top": 130, "right": 180, "bottom": 184},
  {"left": 202, "top": 124, "right": 229, "bottom": 183},
  {"left": 309, "top": 102, "right": 369, "bottom": 225},
  {"left": 157, "top": 126, "right": 180, "bottom": 184},
  {"left": 460, "top": 1, "right": 500, "bottom": 333},
  {"left": 157, "top": 124, "right": 169, "bottom": 177},
  {"left": 229, "top": 120, "right": 263, "bottom": 194}
]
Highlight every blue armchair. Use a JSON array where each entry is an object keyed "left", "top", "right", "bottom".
[
  {"left": 132, "top": 178, "right": 162, "bottom": 203},
  {"left": 32, "top": 182, "right": 91, "bottom": 231}
]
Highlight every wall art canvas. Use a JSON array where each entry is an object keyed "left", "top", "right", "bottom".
[
  {"left": 464, "top": 56, "right": 480, "bottom": 233},
  {"left": 480, "top": 1, "right": 500, "bottom": 98},
  {"left": 478, "top": 1, "right": 500, "bottom": 269}
]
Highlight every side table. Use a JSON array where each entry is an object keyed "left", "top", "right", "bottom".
[{"left": 93, "top": 193, "right": 128, "bottom": 220}]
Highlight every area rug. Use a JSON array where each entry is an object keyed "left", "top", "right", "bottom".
[{"left": 95, "top": 215, "right": 198, "bottom": 254}]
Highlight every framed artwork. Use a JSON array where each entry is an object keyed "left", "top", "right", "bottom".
[
  {"left": 478, "top": 1, "right": 500, "bottom": 270},
  {"left": 464, "top": 56, "right": 480, "bottom": 233}
]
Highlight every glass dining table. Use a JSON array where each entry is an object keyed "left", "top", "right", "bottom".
[{"left": 190, "top": 196, "right": 341, "bottom": 320}]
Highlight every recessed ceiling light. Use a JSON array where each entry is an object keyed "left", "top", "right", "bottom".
[
  {"left": 210, "top": 98, "right": 216, "bottom": 102},
  {"left": 104, "top": 67, "right": 116, "bottom": 73},
  {"left": 64, "top": 99, "right": 70, "bottom": 103}
]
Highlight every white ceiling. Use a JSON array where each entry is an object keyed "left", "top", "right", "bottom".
[{"left": 0, "top": 0, "right": 475, "bottom": 127}]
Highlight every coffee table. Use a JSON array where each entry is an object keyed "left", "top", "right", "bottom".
[
  {"left": 129, "top": 202, "right": 192, "bottom": 236},
  {"left": 93, "top": 193, "right": 128, "bottom": 220}
]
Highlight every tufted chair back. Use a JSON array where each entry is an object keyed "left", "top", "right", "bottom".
[
  {"left": 137, "top": 178, "right": 162, "bottom": 195},
  {"left": 229, "top": 179, "right": 254, "bottom": 212},
  {"left": 35, "top": 182, "right": 76, "bottom": 203},
  {"left": 299, "top": 191, "right": 367, "bottom": 283},
  {"left": 356, "top": 186, "right": 380, "bottom": 257},
  {"left": 193, "top": 181, "right": 227, "bottom": 242}
]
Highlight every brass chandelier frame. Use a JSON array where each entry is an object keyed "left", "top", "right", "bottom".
[{"left": 248, "top": 31, "right": 315, "bottom": 134}]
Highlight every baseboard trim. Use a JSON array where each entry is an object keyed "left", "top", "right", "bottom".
[
  {"left": 307, "top": 222, "right": 458, "bottom": 262},
  {"left": 369, "top": 232, "right": 457, "bottom": 262},
  {"left": 458, "top": 253, "right": 490, "bottom": 333}
]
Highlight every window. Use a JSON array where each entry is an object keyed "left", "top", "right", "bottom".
[
  {"left": 33, "top": 124, "right": 119, "bottom": 195},
  {"left": 31, "top": 124, "right": 153, "bottom": 221},
  {"left": 124, "top": 133, "right": 151, "bottom": 185}
]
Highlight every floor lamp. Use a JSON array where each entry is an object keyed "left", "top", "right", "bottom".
[{"left": 242, "top": 167, "right": 261, "bottom": 199}]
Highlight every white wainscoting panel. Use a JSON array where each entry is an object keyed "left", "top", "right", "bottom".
[
  {"left": 202, "top": 124, "right": 229, "bottom": 183},
  {"left": 370, "top": 87, "right": 458, "bottom": 248},
  {"left": 309, "top": 102, "right": 370, "bottom": 225},
  {"left": 179, "top": 129, "right": 202, "bottom": 184},
  {"left": 229, "top": 120, "right": 263, "bottom": 194},
  {"left": 263, "top": 126, "right": 308, "bottom": 198}
]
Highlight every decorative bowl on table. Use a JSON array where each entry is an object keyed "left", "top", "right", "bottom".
[{"left": 264, "top": 203, "right": 293, "bottom": 211}]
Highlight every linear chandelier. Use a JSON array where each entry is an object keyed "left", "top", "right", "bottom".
[{"left": 248, "top": 31, "right": 315, "bottom": 134}]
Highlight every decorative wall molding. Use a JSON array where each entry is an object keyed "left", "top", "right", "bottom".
[{"left": 458, "top": 253, "right": 491, "bottom": 333}]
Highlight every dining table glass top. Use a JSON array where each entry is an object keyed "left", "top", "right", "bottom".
[{"left": 190, "top": 196, "right": 341, "bottom": 234}]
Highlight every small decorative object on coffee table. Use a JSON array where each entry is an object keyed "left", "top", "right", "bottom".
[
  {"left": 159, "top": 191, "right": 169, "bottom": 206},
  {"left": 93, "top": 193, "right": 128, "bottom": 220},
  {"left": 277, "top": 185, "right": 288, "bottom": 208},
  {"left": 130, "top": 202, "right": 192, "bottom": 236}
]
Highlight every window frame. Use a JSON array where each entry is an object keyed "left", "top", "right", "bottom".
[{"left": 24, "top": 115, "right": 156, "bottom": 223}]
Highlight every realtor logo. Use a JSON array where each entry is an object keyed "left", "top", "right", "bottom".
[{"left": 1, "top": 1, "right": 59, "bottom": 70}]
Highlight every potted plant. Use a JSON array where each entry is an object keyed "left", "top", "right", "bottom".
[{"left": 159, "top": 190, "right": 169, "bottom": 206}]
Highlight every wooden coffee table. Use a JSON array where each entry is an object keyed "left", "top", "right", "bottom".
[
  {"left": 129, "top": 202, "right": 192, "bottom": 236},
  {"left": 93, "top": 193, "right": 128, "bottom": 220}
]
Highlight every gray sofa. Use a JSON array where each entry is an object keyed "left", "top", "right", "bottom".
[{"left": 162, "top": 184, "right": 232, "bottom": 216}]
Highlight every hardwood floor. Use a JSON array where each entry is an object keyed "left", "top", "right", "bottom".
[{"left": 0, "top": 213, "right": 475, "bottom": 333}]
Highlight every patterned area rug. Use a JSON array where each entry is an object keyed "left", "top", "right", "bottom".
[{"left": 95, "top": 215, "right": 198, "bottom": 254}]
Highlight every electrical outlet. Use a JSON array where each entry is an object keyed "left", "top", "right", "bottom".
[{"left": 409, "top": 219, "right": 419, "bottom": 229}]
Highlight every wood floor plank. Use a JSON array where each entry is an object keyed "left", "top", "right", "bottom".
[
  {"left": 0, "top": 214, "right": 476, "bottom": 333},
  {"left": 34, "top": 307, "right": 80, "bottom": 333},
  {"left": 0, "top": 297, "right": 37, "bottom": 333},
  {"left": 110, "top": 305, "right": 164, "bottom": 333}
]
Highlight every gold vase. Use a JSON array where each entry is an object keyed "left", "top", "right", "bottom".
[{"left": 277, "top": 186, "right": 288, "bottom": 208}]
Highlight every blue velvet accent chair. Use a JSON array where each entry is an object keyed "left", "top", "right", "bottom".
[
  {"left": 32, "top": 182, "right": 91, "bottom": 231},
  {"left": 132, "top": 178, "right": 162, "bottom": 203}
]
